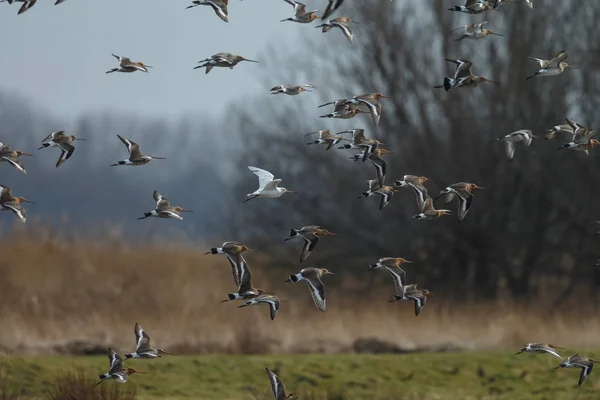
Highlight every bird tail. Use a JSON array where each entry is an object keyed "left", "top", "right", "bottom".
[
  {"left": 227, "top": 293, "right": 237, "bottom": 300},
  {"left": 289, "top": 229, "right": 298, "bottom": 238},
  {"left": 443, "top": 77, "right": 453, "bottom": 91},
  {"left": 138, "top": 212, "right": 152, "bottom": 220}
]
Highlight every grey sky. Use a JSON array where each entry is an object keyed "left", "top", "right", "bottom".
[{"left": 0, "top": 0, "right": 311, "bottom": 121}]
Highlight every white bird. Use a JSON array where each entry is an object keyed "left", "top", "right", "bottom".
[{"left": 244, "top": 166, "right": 297, "bottom": 203}]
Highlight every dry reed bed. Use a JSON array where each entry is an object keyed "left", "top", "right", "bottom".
[{"left": 0, "top": 228, "right": 599, "bottom": 355}]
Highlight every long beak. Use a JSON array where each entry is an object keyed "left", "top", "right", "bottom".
[
  {"left": 490, "top": 31, "right": 503, "bottom": 36},
  {"left": 37, "top": 146, "right": 44, "bottom": 150},
  {"left": 568, "top": 65, "right": 580, "bottom": 69},
  {"left": 22, "top": 199, "right": 36, "bottom": 204},
  {"left": 180, "top": 209, "right": 194, "bottom": 213},
  {"left": 380, "top": 95, "right": 393, "bottom": 99},
  {"left": 20, "top": 153, "right": 33, "bottom": 156},
  {"left": 243, "top": 58, "right": 259, "bottom": 63},
  {"left": 484, "top": 78, "right": 500, "bottom": 84},
  {"left": 515, "top": 351, "right": 522, "bottom": 355},
  {"left": 75, "top": 138, "right": 86, "bottom": 141},
  {"left": 287, "top": 191, "right": 299, "bottom": 194},
  {"left": 553, "top": 366, "right": 561, "bottom": 369},
  {"left": 237, "top": 304, "right": 249, "bottom": 308}
]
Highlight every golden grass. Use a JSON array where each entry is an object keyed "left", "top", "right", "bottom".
[{"left": 0, "top": 225, "right": 599, "bottom": 356}]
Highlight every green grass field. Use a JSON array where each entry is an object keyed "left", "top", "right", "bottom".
[{"left": 1, "top": 351, "right": 599, "bottom": 400}]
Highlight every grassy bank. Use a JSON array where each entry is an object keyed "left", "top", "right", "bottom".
[{"left": 1, "top": 352, "right": 599, "bottom": 400}]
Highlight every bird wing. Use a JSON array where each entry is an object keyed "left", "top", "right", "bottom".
[
  {"left": 1, "top": 155, "right": 26, "bottom": 174},
  {"left": 504, "top": 140, "right": 515, "bottom": 160},
  {"left": 225, "top": 254, "right": 242, "bottom": 287},
  {"left": 385, "top": 266, "right": 406, "bottom": 294},
  {"left": 265, "top": 368, "right": 288, "bottom": 400},
  {"left": 352, "top": 129, "right": 366, "bottom": 143},
  {"left": 263, "top": 179, "right": 283, "bottom": 191},
  {"left": 300, "top": 235, "right": 319, "bottom": 262},
  {"left": 153, "top": 191, "right": 171, "bottom": 209},
  {"left": 306, "top": 277, "right": 326, "bottom": 312},
  {"left": 322, "top": 0, "right": 343, "bottom": 19},
  {"left": 408, "top": 183, "right": 428, "bottom": 212},
  {"left": 3, "top": 203, "right": 26, "bottom": 223},
  {"left": 456, "top": 193, "right": 473, "bottom": 221},
  {"left": 134, "top": 322, "right": 152, "bottom": 352},
  {"left": 446, "top": 59, "right": 473, "bottom": 79},
  {"left": 548, "top": 50, "right": 568, "bottom": 68},
  {"left": 236, "top": 255, "right": 255, "bottom": 294},
  {"left": 248, "top": 166, "right": 275, "bottom": 190},
  {"left": 370, "top": 156, "right": 386, "bottom": 187},
  {"left": 108, "top": 349, "right": 124, "bottom": 373},
  {"left": 357, "top": 99, "right": 382, "bottom": 125}
]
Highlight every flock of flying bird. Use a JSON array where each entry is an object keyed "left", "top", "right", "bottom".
[{"left": 1, "top": 0, "right": 597, "bottom": 395}]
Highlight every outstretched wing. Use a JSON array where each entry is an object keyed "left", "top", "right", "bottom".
[
  {"left": 134, "top": 322, "right": 152, "bottom": 352},
  {"left": 108, "top": 348, "right": 123, "bottom": 373},
  {"left": 265, "top": 367, "right": 288, "bottom": 400},
  {"left": 306, "top": 277, "right": 326, "bottom": 312},
  {"left": 248, "top": 166, "right": 275, "bottom": 190}
]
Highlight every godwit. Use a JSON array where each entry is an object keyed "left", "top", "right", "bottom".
[
  {"left": 244, "top": 166, "right": 297, "bottom": 203},
  {"left": 138, "top": 191, "right": 193, "bottom": 221},
  {"left": 543, "top": 123, "right": 573, "bottom": 140},
  {"left": 281, "top": 0, "right": 319, "bottom": 23},
  {"left": 409, "top": 196, "right": 451, "bottom": 220},
  {"left": 285, "top": 267, "right": 334, "bottom": 312},
  {"left": 319, "top": 104, "right": 367, "bottom": 120},
  {"left": 284, "top": 226, "right": 336, "bottom": 262},
  {"left": 434, "top": 182, "right": 484, "bottom": 222},
  {"left": 1, "top": 0, "right": 36, "bottom": 14},
  {"left": 337, "top": 129, "right": 385, "bottom": 161},
  {"left": 393, "top": 175, "right": 431, "bottom": 212},
  {"left": 372, "top": 185, "right": 398, "bottom": 210},
  {"left": 497, "top": 129, "right": 536, "bottom": 160},
  {"left": 305, "top": 130, "right": 344, "bottom": 151},
  {"left": 111, "top": 134, "right": 166, "bottom": 166},
  {"left": 357, "top": 179, "right": 381, "bottom": 199},
  {"left": 238, "top": 293, "right": 281, "bottom": 320},
  {"left": 125, "top": 323, "right": 175, "bottom": 359},
  {"left": 315, "top": 16, "right": 357, "bottom": 42},
  {"left": 560, "top": 135, "right": 599, "bottom": 156},
  {"left": 435, "top": 59, "right": 499, "bottom": 91},
  {"left": 195, "top": 52, "right": 258, "bottom": 74},
  {"left": 448, "top": 0, "right": 496, "bottom": 14},
  {"left": 95, "top": 349, "right": 146, "bottom": 386},
  {"left": 0, "top": 185, "right": 35, "bottom": 223},
  {"left": 185, "top": 0, "right": 228, "bottom": 23},
  {"left": 389, "top": 284, "right": 433, "bottom": 316},
  {"left": 561, "top": 117, "right": 598, "bottom": 155},
  {"left": 38, "top": 131, "right": 85, "bottom": 168},
  {"left": 351, "top": 148, "right": 393, "bottom": 186},
  {"left": 270, "top": 84, "right": 316, "bottom": 95},
  {"left": 555, "top": 354, "right": 599, "bottom": 386},
  {"left": 265, "top": 368, "right": 297, "bottom": 400},
  {"left": 348, "top": 93, "right": 393, "bottom": 126},
  {"left": 452, "top": 21, "right": 503, "bottom": 41},
  {"left": 106, "top": 54, "right": 152, "bottom": 74},
  {"left": 0, "top": 146, "right": 32, "bottom": 175},
  {"left": 526, "top": 50, "right": 579, "bottom": 80},
  {"left": 369, "top": 257, "right": 413, "bottom": 294},
  {"left": 515, "top": 343, "right": 564, "bottom": 359},
  {"left": 204, "top": 242, "right": 252, "bottom": 287}
]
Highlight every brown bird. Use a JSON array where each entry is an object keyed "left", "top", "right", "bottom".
[{"left": 0, "top": 185, "right": 35, "bottom": 223}]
